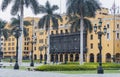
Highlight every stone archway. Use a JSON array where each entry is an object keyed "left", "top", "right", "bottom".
[
  {"left": 106, "top": 53, "right": 111, "bottom": 62},
  {"left": 60, "top": 54, "right": 63, "bottom": 62},
  {"left": 34, "top": 54, "right": 37, "bottom": 60},
  {"left": 116, "top": 53, "right": 120, "bottom": 63},
  {"left": 75, "top": 54, "right": 79, "bottom": 61},
  {"left": 65, "top": 54, "right": 68, "bottom": 62},
  {"left": 55, "top": 54, "right": 58, "bottom": 63},
  {"left": 89, "top": 53, "right": 94, "bottom": 62},
  {"left": 40, "top": 54, "right": 43, "bottom": 61},
  {"left": 70, "top": 54, "right": 73, "bottom": 62},
  {"left": 50, "top": 54, "right": 54, "bottom": 62}
]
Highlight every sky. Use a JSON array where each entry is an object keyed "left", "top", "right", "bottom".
[{"left": 0, "top": 0, "right": 120, "bottom": 22}]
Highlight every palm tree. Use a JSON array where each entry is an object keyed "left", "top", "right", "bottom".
[
  {"left": 66, "top": 0, "right": 100, "bottom": 65},
  {"left": 1, "top": 0, "right": 40, "bottom": 63},
  {"left": 38, "top": 1, "right": 63, "bottom": 63},
  {"left": 0, "top": 19, "right": 10, "bottom": 61},
  {"left": 10, "top": 15, "right": 31, "bottom": 37}
]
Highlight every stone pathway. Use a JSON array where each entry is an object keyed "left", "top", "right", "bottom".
[{"left": 0, "top": 69, "right": 120, "bottom": 77}]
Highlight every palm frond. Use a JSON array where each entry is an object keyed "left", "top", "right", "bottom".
[
  {"left": 23, "top": 27, "right": 29, "bottom": 37},
  {"left": 1, "top": 0, "right": 12, "bottom": 11},
  {"left": 0, "top": 20, "right": 7, "bottom": 29},
  {"left": 38, "top": 16, "right": 46, "bottom": 29},
  {"left": 24, "top": 0, "right": 30, "bottom": 7},
  {"left": 2, "top": 29, "right": 10, "bottom": 40},
  {"left": 51, "top": 16, "right": 58, "bottom": 29},
  {"left": 53, "top": 14, "right": 63, "bottom": 22},
  {"left": 68, "top": 15, "right": 92, "bottom": 32},
  {"left": 30, "top": 0, "right": 40, "bottom": 14},
  {"left": 24, "top": 21, "right": 31, "bottom": 26},
  {"left": 11, "top": 0, "right": 20, "bottom": 15},
  {"left": 84, "top": 18, "right": 92, "bottom": 32},
  {"left": 51, "top": 5, "right": 59, "bottom": 11}
]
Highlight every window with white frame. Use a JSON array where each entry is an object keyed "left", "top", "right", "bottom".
[
  {"left": 107, "top": 33, "right": 110, "bottom": 39},
  {"left": 117, "top": 33, "right": 119, "bottom": 39},
  {"left": 117, "top": 24, "right": 119, "bottom": 29}
]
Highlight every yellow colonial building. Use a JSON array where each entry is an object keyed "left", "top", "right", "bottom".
[{"left": 2, "top": 8, "right": 120, "bottom": 63}]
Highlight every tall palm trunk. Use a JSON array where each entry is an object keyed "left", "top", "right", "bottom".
[
  {"left": 18, "top": 0, "right": 24, "bottom": 65},
  {"left": 0, "top": 31, "right": 1, "bottom": 53},
  {"left": 47, "top": 29, "right": 50, "bottom": 63},
  {"left": 80, "top": 16, "right": 84, "bottom": 65}
]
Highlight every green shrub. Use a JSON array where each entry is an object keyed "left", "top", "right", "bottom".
[
  {"left": 35, "top": 63, "right": 120, "bottom": 71},
  {"left": 35, "top": 65, "right": 97, "bottom": 71}
]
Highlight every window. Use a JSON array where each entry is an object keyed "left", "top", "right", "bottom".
[
  {"left": 65, "top": 29, "right": 68, "bottom": 33},
  {"left": 117, "top": 24, "right": 119, "bottom": 28},
  {"left": 27, "top": 47, "right": 29, "bottom": 50},
  {"left": 39, "top": 39, "right": 43, "bottom": 43},
  {"left": 8, "top": 47, "right": 11, "bottom": 50},
  {"left": 1, "top": 38, "right": 3, "bottom": 41},
  {"left": 4, "top": 48, "right": 6, "bottom": 50},
  {"left": 107, "top": 24, "right": 109, "bottom": 28},
  {"left": 24, "top": 47, "right": 26, "bottom": 50},
  {"left": 60, "top": 30, "right": 63, "bottom": 34},
  {"left": 12, "top": 43, "right": 14, "bottom": 45},
  {"left": 12, "top": 47, "right": 14, "bottom": 50},
  {"left": 1, "top": 43, "right": 3, "bottom": 45},
  {"left": 8, "top": 43, "right": 11, "bottom": 45},
  {"left": 60, "top": 24, "right": 63, "bottom": 26},
  {"left": 39, "top": 32, "right": 44, "bottom": 35},
  {"left": 56, "top": 30, "right": 58, "bottom": 34},
  {"left": 34, "top": 47, "right": 36, "bottom": 50},
  {"left": 90, "top": 43, "right": 93, "bottom": 49},
  {"left": 107, "top": 33, "right": 110, "bottom": 39},
  {"left": 90, "top": 35, "right": 93, "bottom": 40},
  {"left": 12, "top": 38, "right": 14, "bottom": 41},
  {"left": 9, "top": 38, "right": 11, "bottom": 41},
  {"left": 117, "top": 33, "right": 119, "bottom": 39},
  {"left": 51, "top": 31, "right": 54, "bottom": 35}
]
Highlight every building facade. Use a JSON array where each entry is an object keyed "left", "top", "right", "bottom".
[{"left": 2, "top": 8, "right": 120, "bottom": 63}]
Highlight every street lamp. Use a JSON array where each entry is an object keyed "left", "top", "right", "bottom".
[
  {"left": 94, "top": 18, "right": 107, "bottom": 74},
  {"left": 28, "top": 35, "right": 36, "bottom": 67},
  {"left": 39, "top": 46, "right": 43, "bottom": 63},
  {"left": 13, "top": 26, "right": 22, "bottom": 70},
  {"left": 41, "top": 45, "right": 47, "bottom": 64}
]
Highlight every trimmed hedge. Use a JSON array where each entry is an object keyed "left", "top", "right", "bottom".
[
  {"left": 35, "top": 63, "right": 120, "bottom": 71},
  {"left": 35, "top": 65, "right": 97, "bottom": 71}
]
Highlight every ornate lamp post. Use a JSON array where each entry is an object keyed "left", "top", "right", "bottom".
[
  {"left": 13, "top": 26, "right": 22, "bottom": 69},
  {"left": 94, "top": 18, "right": 107, "bottom": 74},
  {"left": 28, "top": 35, "right": 36, "bottom": 67},
  {"left": 43, "top": 45, "right": 47, "bottom": 64},
  {"left": 39, "top": 46, "right": 43, "bottom": 63}
]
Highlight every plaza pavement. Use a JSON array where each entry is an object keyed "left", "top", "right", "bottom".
[
  {"left": 0, "top": 62, "right": 120, "bottom": 77},
  {"left": 0, "top": 69, "right": 120, "bottom": 77}
]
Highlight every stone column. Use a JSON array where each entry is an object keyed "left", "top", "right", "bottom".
[
  {"left": 63, "top": 54, "right": 65, "bottom": 63},
  {"left": 68, "top": 54, "right": 70, "bottom": 62},
  {"left": 58, "top": 54, "right": 60, "bottom": 62},
  {"left": 73, "top": 54, "right": 76, "bottom": 62},
  {"left": 94, "top": 54, "right": 97, "bottom": 63}
]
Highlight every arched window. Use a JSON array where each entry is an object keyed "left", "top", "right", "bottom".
[
  {"left": 60, "top": 54, "right": 63, "bottom": 62},
  {"left": 90, "top": 53, "right": 94, "bottom": 62},
  {"left": 106, "top": 53, "right": 111, "bottom": 62},
  {"left": 75, "top": 54, "right": 79, "bottom": 61},
  {"left": 70, "top": 54, "right": 73, "bottom": 61}
]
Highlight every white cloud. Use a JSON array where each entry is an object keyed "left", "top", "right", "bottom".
[{"left": 0, "top": 0, "right": 119, "bottom": 21}]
